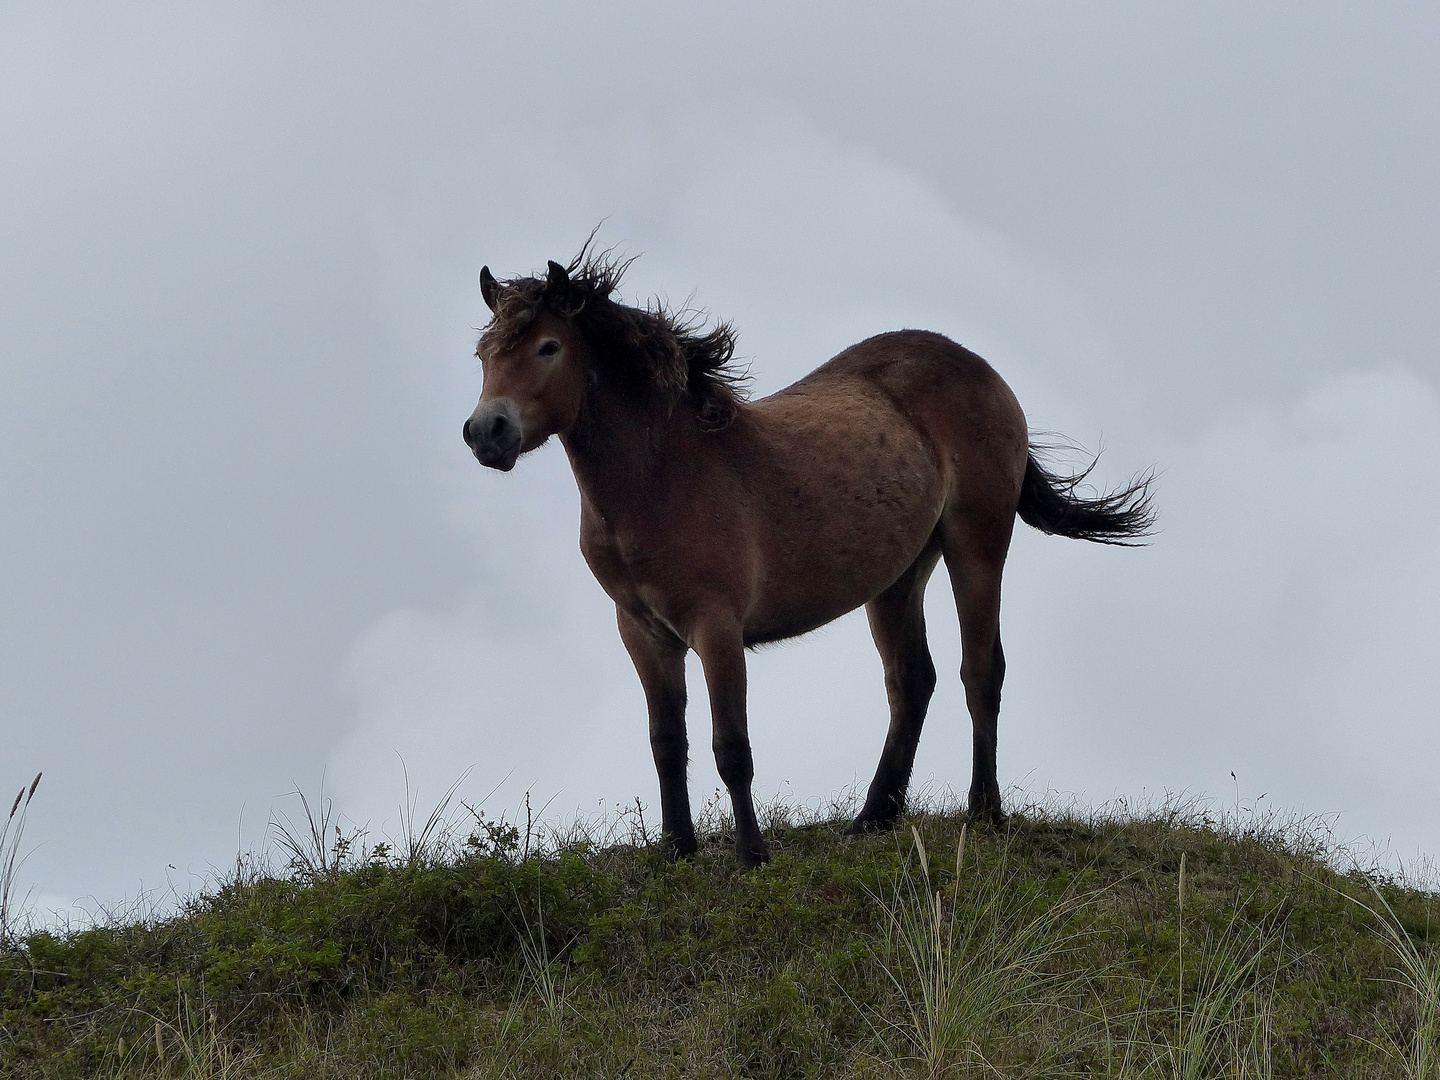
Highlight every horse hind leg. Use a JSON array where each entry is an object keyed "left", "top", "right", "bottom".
[
  {"left": 849, "top": 541, "right": 943, "bottom": 834},
  {"left": 940, "top": 509, "right": 1014, "bottom": 824}
]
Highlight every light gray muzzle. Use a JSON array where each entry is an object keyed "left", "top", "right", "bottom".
[{"left": 463, "top": 398, "right": 523, "bottom": 471}]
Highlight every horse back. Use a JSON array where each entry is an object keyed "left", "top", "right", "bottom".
[{"left": 755, "top": 329, "right": 1029, "bottom": 508}]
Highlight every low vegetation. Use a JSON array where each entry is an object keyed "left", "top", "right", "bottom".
[{"left": 2, "top": 786, "right": 1438, "bottom": 1078}]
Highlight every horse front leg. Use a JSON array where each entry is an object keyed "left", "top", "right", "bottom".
[
  {"left": 692, "top": 618, "right": 768, "bottom": 868},
  {"left": 617, "top": 608, "right": 696, "bottom": 858}
]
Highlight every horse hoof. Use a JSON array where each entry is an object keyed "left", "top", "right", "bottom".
[
  {"left": 966, "top": 804, "right": 1007, "bottom": 827},
  {"left": 662, "top": 833, "right": 698, "bottom": 861},
  {"left": 846, "top": 814, "right": 897, "bottom": 836},
  {"left": 738, "top": 844, "right": 770, "bottom": 869}
]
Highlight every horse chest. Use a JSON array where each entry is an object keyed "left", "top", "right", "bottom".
[{"left": 578, "top": 514, "right": 665, "bottom": 593}]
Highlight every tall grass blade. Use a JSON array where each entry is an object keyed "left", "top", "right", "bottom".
[
  {"left": 1341, "top": 882, "right": 1440, "bottom": 1080},
  {"left": 512, "top": 876, "right": 575, "bottom": 1026},
  {"left": 268, "top": 780, "right": 345, "bottom": 879},
  {"left": 1151, "top": 853, "right": 1281, "bottom": 1080},
  {"left": 0, "top": 772, "right": 42, "bottom": 943},
  {"left": 397, "top": 758, "right": 473, "bottom": 866},
  {"left": 867, "top": 822, "right": 1093, "bottom": 1077}
]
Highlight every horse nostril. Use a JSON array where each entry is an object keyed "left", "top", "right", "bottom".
[
  {"left": 462, "top": 418, "right": 476, "bottom": 446},
  {"left": 488, "top": 415, "right": 508, "bottom": 440}
]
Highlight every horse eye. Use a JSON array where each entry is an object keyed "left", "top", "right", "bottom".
[{"left": 538, "top": 340, "right": 561, "bottom": 358}]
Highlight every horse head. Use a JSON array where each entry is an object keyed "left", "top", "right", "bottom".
[{"left": 464, "top": 260, "right": 591, "bottom": 471}]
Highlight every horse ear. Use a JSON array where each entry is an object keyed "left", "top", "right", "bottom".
[
  {"left": 479, "top": 266, "right": 499, "bottom": 312},
  {"left": 546, "top": 260, "right": 570, "bottom": 294}
]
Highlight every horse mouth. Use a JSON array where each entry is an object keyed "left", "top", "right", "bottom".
[{"left": 474, "top": 441, "right": 521, "bottom": 471}]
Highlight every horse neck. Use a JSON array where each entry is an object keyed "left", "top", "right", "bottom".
[{"left": 559, "top": 378, "right": 689, "bottom": 514}]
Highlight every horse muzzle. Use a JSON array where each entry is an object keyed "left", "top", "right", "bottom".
[{"left": 463, "top": 399, "right": 524, "bottom": 471}]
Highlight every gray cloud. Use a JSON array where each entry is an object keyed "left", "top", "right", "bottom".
[{"left": 2, "top": 4, "right": 1437, "bottom": 916}]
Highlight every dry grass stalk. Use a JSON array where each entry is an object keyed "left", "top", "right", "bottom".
[{"left": 0, "top": 772, "right": 42, "bottom": 943}]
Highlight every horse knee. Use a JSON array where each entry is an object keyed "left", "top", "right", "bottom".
[
  {"left": 649, "top": 727, "right": 688, "bottom": 777},
  {"left": 884, "top": 648, "right": 937, "bottom": 710},
  {"left": 712, "top": 735, "right": 754, "bottom": 792},
  {"left": 911, "top": 652, "right": 938, "bottom": 705},
  {"left": 960, "top": 658, "right": 1003, "bottom": 714}
]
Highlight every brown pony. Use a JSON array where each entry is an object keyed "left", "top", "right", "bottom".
[{"left": 463, "top": 249, "right": 1153, "bottom": 867}]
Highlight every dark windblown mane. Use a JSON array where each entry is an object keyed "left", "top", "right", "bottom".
[{"left": 480, "top": 244, "right": 748, "bottom": 428}]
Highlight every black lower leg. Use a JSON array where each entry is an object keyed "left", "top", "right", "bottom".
[
  {"left": 851, "top": 746, "right": 914, "bottom": 832},
  {"left": 853, "top": 634, "right": 936, "bottom": 834},
  {"left": 965, "top": 636, "right": 1006, "bottom": 823},
  {"left": 715, "top": 735, "right": 767, "bottom": 867},
  {"left": 650, "top": 726, "right": 696, "bottom": 857}
]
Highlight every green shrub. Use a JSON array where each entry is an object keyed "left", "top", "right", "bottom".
[{"left": 2, "top": 801, "right": 1437, "bottom": 1078}]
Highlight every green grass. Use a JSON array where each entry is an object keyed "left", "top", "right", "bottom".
[
  {"left": 2, "top": 791, "right": 1438, "bottom": 1078},
  {"left": 865, "top": 822, "right": 1102, "bottom": 1076}
]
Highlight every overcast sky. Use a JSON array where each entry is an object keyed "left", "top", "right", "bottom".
[{"left": 3, "top": 4, "right": 1438, "bottom": 918}]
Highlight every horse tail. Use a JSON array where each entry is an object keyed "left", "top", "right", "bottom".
[{"left": 1016, "top": 445, "right": 1156, "bottom": 545}]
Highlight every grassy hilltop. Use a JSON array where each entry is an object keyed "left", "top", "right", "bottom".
[{"left": 2, "top": 794, "right": 1438, "bottom": 1079}]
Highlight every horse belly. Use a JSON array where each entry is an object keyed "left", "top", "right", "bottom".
[{"left": 743, "top": 414, "right": 942, "bottom": 642}]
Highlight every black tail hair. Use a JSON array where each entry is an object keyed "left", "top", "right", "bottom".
[{"left": 1017, "top": 444, "right": 1156, "bottom": 545}]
